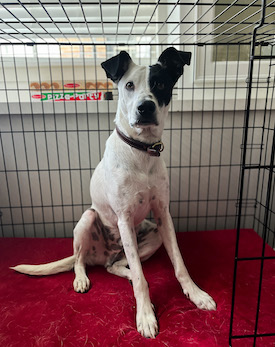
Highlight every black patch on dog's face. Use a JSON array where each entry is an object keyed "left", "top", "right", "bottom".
[
  {"left": 149, "top": 64, "right": 175, "bottom": 106},
  {"left": 149, "top": 48, "right": 192, "bottom": 107}
]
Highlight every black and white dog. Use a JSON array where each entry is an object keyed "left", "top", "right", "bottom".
[{"left": 12, "top": 48, "right": 216, "bottom": 338}]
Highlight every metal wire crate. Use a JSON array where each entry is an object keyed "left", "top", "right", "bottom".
[{"left": 0, "top": 1, "right": 274, "bottom": 345}]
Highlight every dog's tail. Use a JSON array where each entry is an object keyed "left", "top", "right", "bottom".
[{"left": 10, "top": 255, "right": 76, "bottom": 276}]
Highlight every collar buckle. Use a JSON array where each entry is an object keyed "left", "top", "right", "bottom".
[{"left": 147, "top": 141, "right": 164, "bottom": 156}]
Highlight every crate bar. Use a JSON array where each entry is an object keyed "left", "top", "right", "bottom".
[
  {"left": 253, "top": 55, "right": 275, "bottom": 59},
  {"left": 0, "top": 213, "right": 246, "bottom": 227},
  {"left": 252, "top": 50, "right": 275, "bottom": 236},
  {"left": 225, "top": 45, "right": 243, "bottom": 230},
  {"left": 243, "top": 165, "right": 275, "bottom": 170},
  {"left": 61, "top": 3, "right": 86, "bottom": 219},
  {"left": 0, "top": 42, "right": 253, "bottom": 46},
  {"left": 214, "top": 44, "right": 230, "bottom": 230},
  {"left": 79, "top": 0, "right": 95, "bottom": 179},
  {"left": 46, "top": 45, "right": 67, "bottom": 237},
  {"left": 0, "top": 51, "right": 16, "bottom": 237},
  {"left": 236, "top": 256, "right": 275, "bottom": 261},
  {"left": 0, "top": 2, "right": 268, "bottom": 6},
  {"left": 176, "top": 43, "right": 188, "bottom": 231},
  {"left": 253, "top": 127, "right": 275, "bottom": 346},
  {"left": 195, "top": 44, "right": 208, "bottom": 231},
  {"left": 205, "top": 44, "right": 218, "bottom": 230},
  {"left": 229, "top": 0, "right": 268, "bottom": 345},
  {"left": 231, "top": 332, "right": 275, "bottom": 339},
  {"left": 1, "top": 20, "right": 266, "bottom": 26},
  {"left": 0, "top": 163, "right": 244, "bottom": 173},
  {"left": 243, "top": 43, "right": 264, "bottom": 228},
  {"left": 21, "top": 45, "right": 44, "bottom": 238},
  {"left": 0, "top": 197, "right": 241, "bottom": 210}
]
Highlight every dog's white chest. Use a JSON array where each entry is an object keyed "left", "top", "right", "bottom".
[
  {"left": 130, "top": 170, "right": 167, "bottom": 226},
  {"left": 132, "top": 189, "right": 153, "bottom": 226}
]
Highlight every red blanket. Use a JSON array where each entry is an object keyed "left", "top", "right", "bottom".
[{"left": 1, "top": 229, "right": 274, "bottom": 346}]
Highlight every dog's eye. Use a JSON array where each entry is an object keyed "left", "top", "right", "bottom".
[
  {"left": 126, "top": 81, "right": 134, "bottom": 91},
  {"left": 157, "top": 82, "right": 165, "bottom": 90}
]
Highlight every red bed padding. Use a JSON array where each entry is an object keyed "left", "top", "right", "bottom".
[{"left": 1, "top": 229, "right": 274, "bottom": 346}]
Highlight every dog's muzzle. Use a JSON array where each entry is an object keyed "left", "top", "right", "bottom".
[{"left": 135, "top": 100, "right": 159, "bottom": 126}]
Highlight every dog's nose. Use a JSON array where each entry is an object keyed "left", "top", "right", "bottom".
[{"left": 137, "top": 100, "right": 156, "bottom": 116}]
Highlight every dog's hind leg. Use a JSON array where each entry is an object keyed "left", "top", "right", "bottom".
[
  {"left": 106, "top": 257, "right": 131, "bottom": 280},
  {"left": 106, "top": 219, "right": 162, "bottom": 280},
  {"left": 73, "top": 209, "right": 97, "bottom": 293},
  {"left": 136, "top": 220, "right": 162, "bottom": 262}
]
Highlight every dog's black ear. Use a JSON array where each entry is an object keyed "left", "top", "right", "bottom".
[
  {"left": 157, "top": 47, "right": 191, "bottom": 84},
  {"left": 101, "top": 51, "right": 132, "bottom": 83}
]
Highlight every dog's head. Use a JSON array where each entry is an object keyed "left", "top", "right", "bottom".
[{"left": 101, "top": 48, "right": 191, "bottom": 140}]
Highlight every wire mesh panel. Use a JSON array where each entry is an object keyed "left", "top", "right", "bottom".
[
  {"left": 229, "top": 2, "right": 275, "bottom": 344},
  {"left": 0, "top": 1, "right": 275, "bottom": 343},
  {"left": 0, "top": 43, "right": 250, "bottom": 237},
  {"left": 1, "top": 1, "right": 274, "bottom": 239}
]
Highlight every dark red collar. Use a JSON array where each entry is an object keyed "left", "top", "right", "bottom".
[{"left": 116, "top": 126, "right": 164, "bottom": 157}]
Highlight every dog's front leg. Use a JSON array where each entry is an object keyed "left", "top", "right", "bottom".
[
  {"left": 118, "top": 217, "right": 158, "bottom": 338},
  {"left": 153, "top": 206, "right": 216, "bottom": 311}
]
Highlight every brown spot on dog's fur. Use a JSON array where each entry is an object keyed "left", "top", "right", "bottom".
[
  {"left": 92, "top": 232, "right": 99, "bottom": 241},
  {"left": 137, "top": 226, "right": 153, "bottom": 244},
  {"left": 110, "top": 243, "right": 123, "bottom": 251},
  {"left": 109, "top": 250, "right": 125, "bottom": 266}
]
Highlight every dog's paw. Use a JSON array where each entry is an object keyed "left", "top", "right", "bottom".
[
  {"left": 136, "top": 305, "right": 158, "bottom": 339},
  {"left": 184, "top": 284, "right": 216, "bottom": 311},
  {"left": 73, "top": 276, "right": 90, "bottom": 293}
]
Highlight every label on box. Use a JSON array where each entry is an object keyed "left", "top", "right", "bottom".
[{"left": 31, "top": 91, "right": 102, "bottom": 101}]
